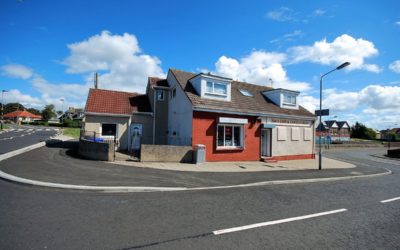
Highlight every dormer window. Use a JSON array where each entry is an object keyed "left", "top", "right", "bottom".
[
  {"left": 283, "top": 93, "right": 296, "bottom": 105},
  {"left": 189, "top": 73, "right": 232, "bottom": 101},
  {"left": 206, "top": 81, "right": 227, "bottom": 97},
  {"left": 262, "top": 88, "right": 300, "bottom": 110}
]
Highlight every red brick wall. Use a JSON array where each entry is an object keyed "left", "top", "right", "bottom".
[{"left": 192, "top": 111, "right": 261, "bottom": 161}]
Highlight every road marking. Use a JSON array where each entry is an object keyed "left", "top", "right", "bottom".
[
  {"left": 213, "top": 208, "right": 347, "bottom": 235},
  {"left": 380, "top": 197, "right": 400, "bottom": 203}
]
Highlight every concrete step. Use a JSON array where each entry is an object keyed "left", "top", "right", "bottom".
[{"left": 261, "top": 157, "right": 278, "bottom": 163}]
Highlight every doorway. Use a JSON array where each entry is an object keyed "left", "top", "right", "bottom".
[{"left": 261, "top": 129, "right": 272, "bottom": 157}]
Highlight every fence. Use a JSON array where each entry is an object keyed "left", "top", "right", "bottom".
[
  {"left": 80, "top": 130, "right": 119, "bottom": 148},
  {"left": 388, "top": 142, "right": 400, "bottom": 150}
]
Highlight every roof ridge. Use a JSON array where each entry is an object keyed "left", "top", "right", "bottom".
[{"left": 89, "top": 88, "right": 142, "bottom": 95}]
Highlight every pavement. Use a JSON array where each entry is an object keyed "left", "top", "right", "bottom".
[{"left": 0, "top": 138, "right": 391, "bottom": 192}]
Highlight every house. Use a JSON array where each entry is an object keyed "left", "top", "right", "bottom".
[
  {"left": 165, "top": 69, "right": 316, "bottom": 161},
  {"left": 83, "top": 89, "right": 153, "bottom": 151},
  {"left": 381, "top": 128, "right": 400, "bottom": 141},
  {"left": 3, "top": 110, "right": 42, "bottom": 123},
  {"left": 316, "top": 120, "right": 351, "bottom": 142},
  {"left": 83, "top": 68, "right": 316, "bottom": 162}
]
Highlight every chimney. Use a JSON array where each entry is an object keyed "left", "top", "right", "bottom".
[
  {"left": 269, "top": 78, "right": 274, "bottom": 88},
  {"left": 94, "top": 72, "right": 98, "bottom": 89}
]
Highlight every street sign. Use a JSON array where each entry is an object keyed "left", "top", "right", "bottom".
[{"left": 315, "top": 109, "right": 330, "bottom": 116}]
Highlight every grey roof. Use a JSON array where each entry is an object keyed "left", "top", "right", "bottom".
[{"left": 169, "top": 69, "right": 315, "bottom": 119}]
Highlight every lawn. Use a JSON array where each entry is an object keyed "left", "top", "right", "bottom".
[
  {"left": 62, "top": 127, "right": 80, "bottom": 138},
  {"left": 0, "top": 124, "right": 9, "bottom": 130}
]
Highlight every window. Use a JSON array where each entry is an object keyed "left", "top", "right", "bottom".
[
  {"left": 205, "top": 81, "right": 227, "bottom": 96},
  {"left": 283, "top": 94, "right": 296, "bottom": 105},
  {"left": 156, "top": 90, "right": 164, "bottom": 101},
  {"left": 217, "top": 124, "right": 243, "bottom": 148},
  {"left": 239, "top": 89, "right": 253, "bottom": 97},
  {"left": 102, "top": 123, "right": 116, "bottom": 137},
  {"left": 172, "top": 88, "right": 176, "bottom": 98}
]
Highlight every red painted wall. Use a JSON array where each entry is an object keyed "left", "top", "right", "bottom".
[{"left": 192, "top": 111, "right": 261, "bottom": 162}]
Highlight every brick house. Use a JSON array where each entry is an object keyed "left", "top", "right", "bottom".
[
  {"left": 165, "top": 69, "right": 316, "bottom": 161},
  {"left": 316, "top": 120, "right": 351, "bottom": 142}
]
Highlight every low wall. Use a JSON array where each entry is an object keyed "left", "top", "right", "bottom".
[
  {"left": 78, "top": 139, "right": 114, "bottom": 161},
  {"left": 141, "top": 144, "right": 193, "bottom": 163},
  {"left": 387, "top": 149, "right": 400, "bottom": 158}
]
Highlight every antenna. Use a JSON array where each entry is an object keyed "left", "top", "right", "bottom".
[{"left": 94, "top": 72, "right": 98, "bottom": 89}]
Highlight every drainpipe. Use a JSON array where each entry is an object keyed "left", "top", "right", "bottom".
[{"left": 153, "top": 88, "right": 156, "bottom": 145}]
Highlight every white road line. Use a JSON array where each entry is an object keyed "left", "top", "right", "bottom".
[
  {"left": 380, "top": 197, "right": 400, "bottom": 203},
  {"left": 213, "top": 208, "right": 347, "bottom": 235}
]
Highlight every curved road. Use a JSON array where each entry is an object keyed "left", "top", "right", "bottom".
[
  {"left": 0, "top": 125, "right": 58, "bottom": 154},
  {"left": 0, "top": 148, "right": 399, "bottom": 249}
]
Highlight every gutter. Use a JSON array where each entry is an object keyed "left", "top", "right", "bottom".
[{"left": 192, "top": 107, "right": 316, "bottom": 121}]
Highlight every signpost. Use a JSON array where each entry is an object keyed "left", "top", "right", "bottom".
[{"left": 315, "top": 109, "right": 330, "bottom": 116}]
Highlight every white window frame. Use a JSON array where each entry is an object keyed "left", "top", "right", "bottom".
[
  {"left": 283, "top": 93, "right": 296, "bottom": 105},
  {"left": 205, "top": 81, "right": 227, "bottom": 97},
  {"left": 216, "top": 124, "right": 244, "bottom": 149},
  {"left": 156, "top": 90, "right": 164, "bottom": 101}
]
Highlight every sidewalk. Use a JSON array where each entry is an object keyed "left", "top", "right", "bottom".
[
  {"left": 113, "top": 155, "right": 354, "bottom": 172},
  {"left": 0, "top": 140, "right": 391, "bottom": 192}
]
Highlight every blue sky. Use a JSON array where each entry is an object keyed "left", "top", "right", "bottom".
[{"left": 1, "top": 0, "right": 400, "bottom": 129}]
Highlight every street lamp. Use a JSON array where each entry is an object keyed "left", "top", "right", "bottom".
[
  {"left": 60, "top": 98, "right": 64, "bottom": 125},
  {"left": 318, "top": 62, "right": 350, "bottom": 170},
  {"left": 1, "top": 90, "right": 8, "bottom": 130}
]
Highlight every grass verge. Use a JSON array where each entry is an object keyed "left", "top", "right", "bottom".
[{"left": 62, "top": 127, "right": 80, "bottom": 138}]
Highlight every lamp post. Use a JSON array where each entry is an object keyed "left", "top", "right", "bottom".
[
  {"left": 318, "top": 62, "right": 350, "bottom": 170},
  {"left": 60, "top": 98, "right": 64, "bottom": 125},
  {"left": 1, "top": 90, "right": 8, "bottom": 130}
]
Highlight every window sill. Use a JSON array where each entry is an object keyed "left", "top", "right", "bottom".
[
  {"left": 216, "top": 147, "right": 244, "bottom": 151},
  {"left": 205, "top": 92, "right": 227, "bottom": 97}
]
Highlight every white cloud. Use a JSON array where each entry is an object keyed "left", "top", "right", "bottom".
[
  {"left": 265, "top": 7, "right": 296, "bottom": 22},
  {"left": 289, "top": 34, "right": 382, "bottom": 73},
  {"left": 213, "top": 51, "right": 310, "bottom": 91},
  {"left": 2, "top": 89, "right": 42, "bottom": 108},
  {"left": 314, "top": 9, "right": 326, "bottom": 16},
  {"left": 389, "top": 60, "right": 400, "bottom": 73},
  {"left": 270, "top": 30, "right": 303, "bottom": 45},
  {"left": 63, "top": 30, "right": 165, "bottom": 93},
  {"left": 1, "top": 64, "right": 33, "bottom": 79}
]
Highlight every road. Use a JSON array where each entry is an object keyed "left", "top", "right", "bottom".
[
  {"left": 0, "top": 148, "right": 400, "bottom": 249},
  {"left": 0, "top": 125, "right": 58, "bottom": 154}
]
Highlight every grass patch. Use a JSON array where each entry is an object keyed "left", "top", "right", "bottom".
[
  {"left": 62, "top": 127, "right": 80, "bottom": 138},
  {"left": 0, "top": 124, "right": 9, "bottom": 130}
]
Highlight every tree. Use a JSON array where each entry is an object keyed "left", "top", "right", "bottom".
[
  {"left": 4, "top": 103, "right": 25, "bottom": 114},
  {"left": 27, "top": 108, "right": 41, "bottom": 116},
  {"left": 41, "top": 104, "right": 56, "bottom": 121},
  {"left": 351, "top": 122, "right": 376, "bottom": 140}
]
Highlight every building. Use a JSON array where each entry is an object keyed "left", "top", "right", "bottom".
[
  {"left": 83, "top": 68, "right": 316, "bottom": 162},
  {"left": 3, "top": 110, "right": 42, "bottom": 123},
  {"left": 83, "top": 89, "right": 153, "bottom": 151},
  {"left": 316, "top": 120, "right": 351, "bottom": 142},
  {"left": 166, "top": 69, "right": 316, "bottom": 161}
]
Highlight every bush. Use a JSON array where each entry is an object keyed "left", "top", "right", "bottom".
[{"left": 62, "top": 119, "right": 82, "bottom": 128}]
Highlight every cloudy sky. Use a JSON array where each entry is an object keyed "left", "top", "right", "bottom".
[{"left": 1, "top": 0, "right": 399, "bottom": 129}]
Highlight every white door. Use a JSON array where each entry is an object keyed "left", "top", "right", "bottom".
[{"left": 261, "top": 129, "right": 271, "bottom": 157}]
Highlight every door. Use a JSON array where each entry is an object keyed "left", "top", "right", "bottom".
[{"left": 261, "top": 129, "right": 271, "bottom": 157}]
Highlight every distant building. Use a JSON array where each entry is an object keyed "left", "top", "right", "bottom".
[
  {"left": 316, "top": 120, "right": 351, "bottom": 141},
  {"left": 3, "top": 110, "right": 42, "bottom": 123},
  {"left": 381, "top": 128, "right": 400, "bottom": 141}
]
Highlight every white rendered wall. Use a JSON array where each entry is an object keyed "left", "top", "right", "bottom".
[{"left": 167, "top": 72, "right": 193, "bottom": 146}]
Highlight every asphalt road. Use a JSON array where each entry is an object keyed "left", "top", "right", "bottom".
[
  {"left": 0, "top": 125, "right": 58, "bottom": 154},
  {"left": 0, "top": 149, "right": 400, "bottom": 249}
]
